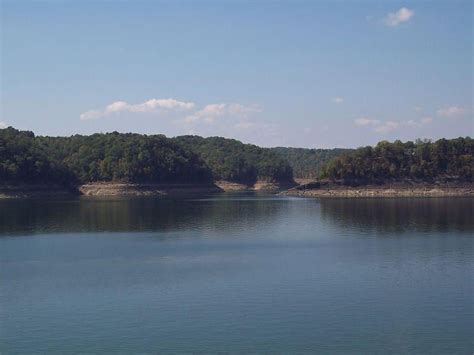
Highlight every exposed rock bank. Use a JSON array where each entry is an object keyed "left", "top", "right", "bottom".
[
  {"left": 79, "top": 183, "right": 222, "bottom": 196},
  {"left": 284, "top": 181, "right": 474, "bottom": 198},
  {"left": 215, "top": 180, "right": 296, "bottom": 192},
  {"left": 0, "top": 183, "right": 222, "bottom": 198}
]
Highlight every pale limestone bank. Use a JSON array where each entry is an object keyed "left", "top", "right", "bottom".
[
  {"left": 79, "top": 183, "right": 222, "bottom": 196},
  {"left": 0, "top": 180, "right": 297, "bottom": 198},
  {"left": 215, "top": 180, "right": 296, "bottom": 192},
  {"left": 284, "top": 181, "right": 474, "bottom": 198},
  {"left": 0, "top": 183, "right": 222, "bottom": 198}
]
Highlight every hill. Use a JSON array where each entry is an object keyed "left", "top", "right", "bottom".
[
  {"left": 173, "top": 136, "right": 293, "bottom": 184},
  {"left": 0, "top": 128, "right": 294, "bottom": 189},
  {"left": 270, "top": 147, "right": 351, "bottom": 179},
  {"left": 319, "top": 138, "right": 473, "bottom": 183}
]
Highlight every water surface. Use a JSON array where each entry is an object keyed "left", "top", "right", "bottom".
[{"left": 1, "top": 194, "right": 473, "bottom": 353}]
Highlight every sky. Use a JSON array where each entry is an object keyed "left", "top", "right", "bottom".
[{"left": 1, "top": 0, "right": 472, "bottom": 148}]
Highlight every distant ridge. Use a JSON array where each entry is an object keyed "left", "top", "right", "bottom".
[{"left": 1, "top": 127, "right": 472, "bottom": 192}]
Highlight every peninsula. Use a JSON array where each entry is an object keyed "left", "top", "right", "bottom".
[{"left": 0, "top": 127, "right": 472, "bottom": 198}]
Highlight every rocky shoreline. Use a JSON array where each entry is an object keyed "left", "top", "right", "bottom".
[
  {"left": 1, "top": 181, "right": 473, "bottom": 199},
  {"left": 215, "top": 180, "right": 296, "bottom": 191},
  {"left": 0, "top": 180, "right": 297, "bottom": 198},
  {"left": 79, "top": 183, "right": 222, "bottom": 196},
  {"left": 284, "top": 181, "right": 474, "bottom": 198},
  {"left": 0, "top": 183, "right": 224, "bottom": 199}
]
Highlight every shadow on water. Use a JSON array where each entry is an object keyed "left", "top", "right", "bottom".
[
  {"left": 1, "top": 194, "right": 472, "bottom": 237},
  {"left": 0, "top": 193, "right": 293, "bottom": 236},
  {"left": 319, "top": 197, "right": 474, "bottom": 234}
]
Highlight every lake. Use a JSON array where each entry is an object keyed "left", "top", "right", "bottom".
[{"left": 0, "top": 194, "right": 473, "bottom": 353}]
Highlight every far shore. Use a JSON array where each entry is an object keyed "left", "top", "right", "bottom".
[
  {"left": 1, "top": 181, "right": 473, "bottom": 199},
  {"left": 284, "top": 181, "right": 474, "bottom": 198},
  {"left": 0, "top": 180, "right": 297, "bottom": 199}
]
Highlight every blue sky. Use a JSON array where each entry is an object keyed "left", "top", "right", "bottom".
[{"left": 1, "top": 0, "right": 472, "bottom": 148}]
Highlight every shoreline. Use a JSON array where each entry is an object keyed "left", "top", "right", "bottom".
[
  {"left": 215, "top": 180, "right": 296, "bottom": 192},
  {"left": 0, "top": 183, "right": 222, "bottom": 199},
  {"left": 79, "top": 182, "right": 222, "bottom": 196},
  {"left": 2, "top": 181, "right": 473, "bottom": 199},
  {"left": 0, "top": 184, "right": 77, "bottom": 199},
  {"left": 0, "top": 180, "right": 296, "bottom": 199},
  {"left": 284, "top": 182, "right": 474, "bottom": 198}
]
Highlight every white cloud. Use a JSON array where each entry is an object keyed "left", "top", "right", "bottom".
[
  {"left": 436, "top": 106, "right": 467, "bottom": 118},
  {"left": 354, "top": 117, "right": 380, "bottom": 126},
  {"left": 129, "top": 98, "right": 194, "bottom": 113},
  {"left": 0, "top": 121, "right": 7, "bottom": 129},
  {"left": 187, "top": 103, "right": 228, "bottom": 124},
  {"left": 332, "top": 97, "right": 344, "bottom": 104},
  {"left": 80, "top": 110, "right": 103, "bottom": 121},
  {"left": 184, "top": 103, "right": 262, "bottom": 124},
  {"left": 80, "top": 98, "right": 195, "bottom": 120},
  {"left": 106, "top": 101, "right": 129, "bottom": 113},
  {"left": 375, "top": 121, "right": 400, "bottom": 133},
  {"left": 384, "top": 7, "right": 414, "bottom": 27},
  {"left": 355, "top": 116, "right": 432, "bottom": 133},
  {"left": 404, "top": 119, "right": 421, "bottom": 128}
]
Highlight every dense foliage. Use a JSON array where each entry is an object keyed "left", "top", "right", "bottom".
[
  {"left": 2, "top": 128, "right": 472, "bottom": 186},
  {"left": 36, "top": 133, "right": 213, "bottom": 183},
  {"left": 270, "top": 147, "right": 351, "bottom": 178},
  {"left": 320, "top": 138, "right": 474, "bottom": 183},
  {"left": 173, "top": 136, "right": 293, "bottom": 183},
  {"left": 0, "top": 127, "right": 72, "bottom": 184},
  {"left": 1, "top": 128, "right": 212, "bottom": 184},
  {"left": 0, "top": 128, "right": 293, "bottom": 185}
]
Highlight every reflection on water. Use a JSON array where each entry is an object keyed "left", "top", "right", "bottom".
[
  {"left": 1, "top": 194, "right": 472, "bottom": 236},
  {"left": 0, "top": 194, "right": 473, "bottom": 353},
  {"left": 320, "top": 198, "right": 474, "bottom": 234},
  {"left": 0, "top": 193, "right": 292, "bottom": 236}
]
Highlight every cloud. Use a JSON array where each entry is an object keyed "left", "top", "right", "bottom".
[
  {"left": 184, "top": 103, "right": 262, "bottom": 124},
  {"left": 384, "top": 7, "right": 414, "bottom": 27},
  {"left": 332, "top": 97, "right": 344, "bottom": 104},
  {"left": 80, "top": 98, "right": 195, "bottom": 120},
  {"left": 374, "top": 121, "right": 400, "bottom": 133},
  {"left": 174, "top": 102, "right": 278, "bottom": 145},
  {"left": 436, "top": 106, "right": 467, "bottom": 118},
  {"left": 0, "top": 121, "right": 7, "bottom": 129},
  {"left": 354, "top": 117, "right": 380, "bottom": 126},
  {"left": 355, "top": 116, "right": 432, "bottom": 133},
  {"left": 129, "top": 98, "right": 194, "bottom": 112}
]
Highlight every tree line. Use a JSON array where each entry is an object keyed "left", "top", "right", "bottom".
[
  {"left": 1, "top": 127, "right": 472, "bottom": 186},
  {"left": 173, "top": 136, "right": 293, "bottom": 183},
  {"left": 319, "top": 138, "right": 473, "bottom": 183},
  {"left": 0, "top": 128, "right": 294, "bottom": 185},
  {"left": 270, "top": 147, "right": 351, "bottom": 178}
]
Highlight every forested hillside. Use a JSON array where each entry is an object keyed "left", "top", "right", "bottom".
[
  {"left": 0, "top": 128, "right": 73, "bottom": 184},
  {"left": 270, "top": 147, "right": 351, "bottom": 178},
  {"left": 1, "top": 128, "right": 472, "bottom": 187},
  {"left": 0, "top": 128, "right": 293, "bottom": 185},
  {"left": 1, "top": 128, "right": 212, "bottom": 184},
  {"left": 173, "top": 136, "right": 293, "bottom": 183},
  {"left": 37, "top": 132, "right": 213, "bottom": 184},
  {"left": 320, "top": 138, "right": 473, "bottom": 183}
]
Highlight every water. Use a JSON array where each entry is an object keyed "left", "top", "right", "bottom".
[{"left": 1, "top": 194, "right": 473, "bottom": 353}]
